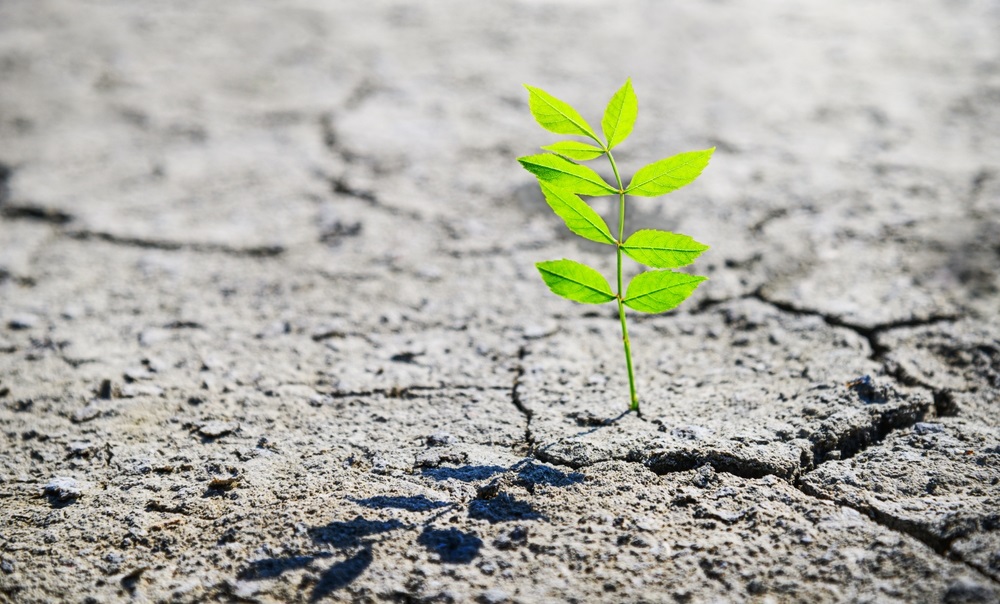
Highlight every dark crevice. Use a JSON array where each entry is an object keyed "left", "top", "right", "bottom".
[
  {"left": 751, "top": 289, "right": 959, "bottom": 362},
  {"left": 510, "top": 345, "right": 533, "bottom": 452},
  {"left": 323, "top": 174, "right": 422, "bottom": 221},
  {"left": 883, "top": 361, "right": 962, "bottom": 418},
  {"left": 804, "top": 396, "right": 933, "bottom": 469},
  {"left": 932, "top": 390, "right": 961, "bottom": 417},
  {"left": 330, "top": 176, "right": 378, "bottom": 206},
  {"left": 646, "top": 450, "right": 787, "bottom": 480},
  {"left": 641, "top": 445, "right": 999, "bottom": 585},
  {"left": 749, "top": 208, "right": 789, "bottom": 235},
  {"left": 0, "top": 162, "right": 10, "bottom": 204},
  {"left": 797, "top": 482, "right": 1000, "bottom": 587},
  {"left": 1, "top": 203, "right": 73, "bottom": 225},
  {"left": 64, "top": 230, "right": 285, "bottom": 257},
  {"left": 323, "top": 384, "right": 509, "bottom": 400}
]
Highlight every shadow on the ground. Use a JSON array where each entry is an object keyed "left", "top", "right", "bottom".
[
  {"left": 310, "top": 545, "right": 373, "bottom": 603},
  {"left": 235, "top": 458, "right": 581, "bottom": 599},
  {"left": 468, "top": 493, "right": 544, "bottom": 523},
  {"left": 420, "top": 459, "right": 584, "bottom": 490},
  {"left": 416, "top": 527, "right": 483, "bottom": 563},
  {"left": 349, "top": 494, "right": 452, "bottom": 512}
]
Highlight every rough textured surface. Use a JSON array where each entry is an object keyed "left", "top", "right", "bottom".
[{"left": 1, "top": 1, "right": 999, "bottom": 602}]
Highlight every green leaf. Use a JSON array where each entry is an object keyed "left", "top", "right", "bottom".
[
  {"left": 518, "top": 153, "right": 618, "bottom": 196},
  {"left": 622, "top": 229, "right": 708, "bottom": 268},
  {"left": 623, "top": 270, "right": 707, "bottom": 313},
  {"left": 524, "top": 85, "right": 601, "bottom": 142},
  {"left": 536, "top": 259, "right": 615, "bottom": 305},
  {"left": 625, "top": 148, "right": 715, "bottom": 197},
  {"left": 541, "top": 141, "right": 606, "bottom": 162},
  {"left": 602, "top": 78, "right": 638, "bottom": 150},
  {"left": 539, "top": 183, "right": 615, "bottom": 245}
]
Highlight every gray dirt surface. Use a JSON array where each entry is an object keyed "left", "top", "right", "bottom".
[{"left": 1, "top": 1, "right": 998, "bottom": 603}]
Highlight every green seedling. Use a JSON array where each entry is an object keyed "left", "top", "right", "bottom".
[{"left": 518, "top": 80, "right": 713, "bottom": 413}]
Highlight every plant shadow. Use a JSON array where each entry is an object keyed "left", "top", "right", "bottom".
[{"left": 235, "top": 458, "right": 580, "bottom": 598}]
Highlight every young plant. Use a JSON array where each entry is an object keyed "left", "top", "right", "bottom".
[{"left": 518, "top": 80, "right": 713, "bottom": 414}]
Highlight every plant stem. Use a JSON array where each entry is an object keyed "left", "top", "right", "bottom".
[{"left": 606, "top": 151, "right": 639, "bottom": 412}]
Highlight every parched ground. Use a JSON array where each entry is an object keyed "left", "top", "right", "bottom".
[{"left": 1, "top": 1, "right": 999, "bottom": 602}]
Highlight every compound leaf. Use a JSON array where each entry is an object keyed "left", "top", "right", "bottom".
[
  {"left": 518, "top": 153, "right": 618, "bottom": 196},
  {"left": 524, "top": 85, "right": 601, "bottom": 142},
  {"left": 625, "top": 148, "right": 715, "bottom": 197},
  {"left": 542, "top": 141, "right": 606, "bottom": 161},
  {"left": 602, "top": 78, "right": 638, "bottom": 150},
  {"left": 623, "top": 270, "right": 706, "bottom": 313},
  {"left": 536, "top": 259, "right": 615, "bottom": 305},
  {"left": 622, "top": 229, "right": 708, "bottom": 268},
  {"left": 540, "top": 183, "right": 615, "bottom": 245}
]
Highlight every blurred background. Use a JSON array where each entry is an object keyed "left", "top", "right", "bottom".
[{"left": 2, "top": 1, "right": 998, "bottom": 331}]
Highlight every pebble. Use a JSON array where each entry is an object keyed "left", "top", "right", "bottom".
[
  {"left": 7, "top": 314, "right": 39, "bottom": 330},
  {"left": 427, "top": 431, "right": 454, "bottom": 446},
  {"left": 198, "top": 421, "right": 239, "bottom": 438},
  {"left": 43, "top": 477, "right": 82, "bottom": 502},
  {"left": 479, "top": 588, "right": 509, "bottom": 604},
  {"left": 522, "top": 323, "right": 557, "bottom": 340},
  {"left": 914, "top": 422, "right": 944, "bottom": 435},
  {"left": 72, "top": 404, "right": 101, "bottom": 424},
  {"left": 120, "top": 384, "right": 164, "bottom": 398}
]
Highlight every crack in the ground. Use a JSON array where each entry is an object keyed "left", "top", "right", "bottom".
[
  {"left": 510, "top": 344, "right": 533, "bottom": 453},
  {"left": 0, "top": 162, "right": 10, "bottom": 203},
  {"left": 64, "top": 229, "right": 285, "bottom": 258},
  {"left": 513, "top": 289, "right": 992, "bottom": 580},
  {"left": 751, "top": 289, "right": 964, "bottom": 419},
  {"left": 751, "top": 289, "right": 959, "bottom": 362},
  {"left": 1, "top": 203, "right": 74, "bottom": 225},
  {"left": 323, "top": 384, "right": 510, "bottom": 400},
  {"left": 318, "top": 113, "right": 422, "bottom": 221},
  {"left": 796, "top": 480, "right": 1000, "bottom": 587},
  {"left": 0, "top": 163, "right": 74, "bottom": 226},
  {"left": 748, "top": 288, "right": 959, "bottom": 361},
  {"left": 325, "top": 175, "right": 423, "bottom": 221}
]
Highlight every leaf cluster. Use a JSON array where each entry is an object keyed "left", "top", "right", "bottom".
[{"left": 519, "top": 80, "right": 713, "bottom": 314}]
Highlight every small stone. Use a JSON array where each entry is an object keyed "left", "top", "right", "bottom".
[
  {"left": 692, "top": 464, "right": 717, "bottom": 488},
  {"left": 43, "top": 477, "right": 82, "bottom": 502},
  {"left": 0, "top": 559, "right": 13, "bottom": 574},
  {"left": 208, "top": 476, "right": 239, "bottom": 490},
  {"left": 478, "top": 561, "right": 497, "bottom": 575},
  {"left": 587, "top": 374, "right": 607, "bottom": 386},
  {"left": 198, "top": 421, "right": 239, "bottom": 438},
  {"left": 944, "top": 578, "right": 996, "bottom": 603},
  {"left": 427, "top": 431, "right": 454, "bottom": 446},
  {"left": 7, "top": 314, "right": 39, "bottom": 330},
  {"left": 138, "top": 328, "right": 170, "bottom": 347},
  {"left": 60, "top": 305, "right": 82, "bottom": 320},
  {"left": 123, "top": 367, "right": 153, "bottom": 382},
  {"left": 670, "top": 425, "right": 714, "bottom": 441},
  {"left": 522, "top": 323, "right": 557, "bottom": 340},
  {"left": 478, "top": 588, "right": 509, "bottom": 604},
  {"left": 119, "top": 384, "right": 164, "bottom": 398},
  {"left": 72, "top": 404, "right": 101, "bottom": 424},
  {"left": 914, "top": 422, "right": 944, "bottom": 435}
]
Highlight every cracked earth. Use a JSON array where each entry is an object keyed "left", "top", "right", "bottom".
[{"left": 1, "top": 1, "right": 999, "bottom": 603}]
